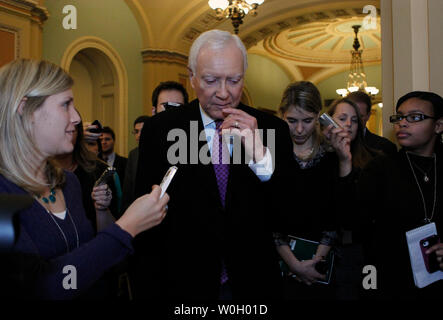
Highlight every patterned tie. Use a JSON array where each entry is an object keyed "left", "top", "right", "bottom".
[
  {"left": 212, "top": 120, "right": 230, "bottom": 285},
  {"left": 212, "top": 120, "right": 230, "bottom": 207}
]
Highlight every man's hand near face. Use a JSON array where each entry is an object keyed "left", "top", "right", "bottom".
[{"left": 220, "top": 107, "right": 267, "bottom": 163}]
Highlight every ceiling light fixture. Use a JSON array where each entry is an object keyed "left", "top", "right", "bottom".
[
  {"left": 208, "top": 0, "right": 265, "bottom": 34},
  {"left": 336, "top": 25, "right": 379, "bottom": 97}
]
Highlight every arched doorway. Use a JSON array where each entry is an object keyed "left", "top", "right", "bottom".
[{"left": 61, "top": 37, "right": 128, "bottom": 155}]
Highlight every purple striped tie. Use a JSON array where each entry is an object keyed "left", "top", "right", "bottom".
[
  {"left": 212, "top": 120, "right": 230, "bottom": 207},
  {"left": 212, "top": 120, "right": 230, "bottom": 285}
]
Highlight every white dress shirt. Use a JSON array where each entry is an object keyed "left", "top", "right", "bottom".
[
  {"left": 104, "top": 152, "right": 116, "bottom": 167},
  {"left": 199, "top": 106, "right": 274, "bottom": 182}
]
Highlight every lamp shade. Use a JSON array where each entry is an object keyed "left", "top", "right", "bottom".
[
  {"left": 208, "top": 0, "right": 229, "bottom": 10},
  {"left": 246, "top": 0, "right": 265, "bottom": 5},
  {"left": 365, "top": 86, "right": 379, "bottom": 95},
  {"left": 336, "top": 89, "right": 348, "bottom": 97}
]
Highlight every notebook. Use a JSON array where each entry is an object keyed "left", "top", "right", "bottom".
[{"left": 280, "top": 235, "right": 334, "bottom": 285}]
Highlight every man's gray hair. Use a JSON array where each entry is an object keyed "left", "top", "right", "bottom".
[{"left": 188, "top": 29, "right": 248, "bottom": 73}]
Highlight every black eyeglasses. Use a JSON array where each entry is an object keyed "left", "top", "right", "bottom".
[
  {"left": 389, "top": 113, "right": 435, "bottom": 124},
  {"left": 161, "top": 102, "right": 183, "bottom": 110}
]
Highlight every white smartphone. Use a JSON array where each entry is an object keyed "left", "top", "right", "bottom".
[
  {"left": 159, "top": 166, "right": 178, "bottom": 198},
  {"left": 319, "top": 113, "right": 341, "bottom": 129}
]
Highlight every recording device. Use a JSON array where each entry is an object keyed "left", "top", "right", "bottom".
[
  {"left": 159, "top": 166, "right": 178, "bottom": 199},
  {"left": 94, "top": 167, "right": 116, "bottom": 188},
  {"left": 88, "top": 119, "right": 103, "bottom": 134},
  {"left": 318, "top": 113, "right": 341, "bottom": 129},
  {"left": 420, "top": 234, "right": 441, "bottom": 273},
  {"left": 162, "top": 102, "right": 183, "bottom": 111}
]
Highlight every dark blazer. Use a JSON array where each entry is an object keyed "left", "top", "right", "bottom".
[
  {"left": 113, "top": 153, "right": 128, "bottom": 188},
  {"left": 132, "top": 99, "right": 293, "bottom": 300},
  {"left": 121, "top": 147, "right": 138, "bottom": 213},
  {"left": 364, "top": 129, "right": 397, "bottom": 157}
]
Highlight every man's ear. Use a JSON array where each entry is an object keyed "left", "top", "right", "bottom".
[
  {"left": 188, "top": 67, "right": 195, "bottom": 89},
  {"left": 151, "top": 106, "right": 156, "bottom": 116},
  {"left": 435, "top": 117, "right": 443, "bottom": 135},
  {"left": 17, "top": 97, "right": 27, "bottom": 115}
]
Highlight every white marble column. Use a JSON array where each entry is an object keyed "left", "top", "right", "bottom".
[{"left": 381, "top": 0, "right": 443, "bottom": 140}]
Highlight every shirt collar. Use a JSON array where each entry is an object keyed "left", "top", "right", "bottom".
[
  {"left": 106, "top": 152, "right": 116, "bottom": 164},
  {"left": 199, "top": 104, "right": 217, "bottom": 128}
]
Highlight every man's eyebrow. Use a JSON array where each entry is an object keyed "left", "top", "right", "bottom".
[{"left": 399, "top": 109, "right": 426, "bottom": 113}]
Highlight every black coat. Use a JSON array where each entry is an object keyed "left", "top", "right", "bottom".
[
  {"left": 358, "top": 149, "right": 443, "bottom": 299},
  {"left": 131, "top": 99, "right": 294, "bottom": 300},
  {"left": 121, "top": 147, "right": 138, "bottom": 213},
  {"left": 113, "top": 154, "right": 128, "bottom": 187},
  {"left": 364, "top": 129, "right": 397, "bottom": 157}
]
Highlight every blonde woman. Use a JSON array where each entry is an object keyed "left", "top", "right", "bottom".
[
  {"left": 0, "top": 59, "right": 169, "bottom": 299},
  {"left": 275, "top": 81, "right": 355, "bottom": 299}
]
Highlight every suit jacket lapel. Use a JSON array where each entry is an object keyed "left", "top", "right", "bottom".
[{"left": 186, "top": 101, "right": 222, "bottom": 207}]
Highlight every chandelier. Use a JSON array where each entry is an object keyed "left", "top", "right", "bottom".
[
  {"left": 208, "top": 0, "right": 265, "bottom": 34},
  {"left": 336, "top": 25, "right": 379, "bottom": 97}
]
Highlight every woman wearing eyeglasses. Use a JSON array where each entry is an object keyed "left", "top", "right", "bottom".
[{"left": 359, "top": 91, "right": 443, "bottom": 299}]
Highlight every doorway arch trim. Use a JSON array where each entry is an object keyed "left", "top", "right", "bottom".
[{"left": 61, "top": 36, "right": 128, "bottom": 155}]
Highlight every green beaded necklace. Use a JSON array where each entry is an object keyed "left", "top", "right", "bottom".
[{"left": 39, "top": 188, "right": 56, "bottom": 204}]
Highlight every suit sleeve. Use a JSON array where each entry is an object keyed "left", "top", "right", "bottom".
[
  {"left": 135, "top": 117, "right": 165, "bottom": 199},
  {"left": 135, "top": 118, "right": 153, "bottom": 198},
  {"left": 263, "top": 118, "right": 295, "bottom": 232}
]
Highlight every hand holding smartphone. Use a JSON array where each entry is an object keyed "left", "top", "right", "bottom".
[
  {"left": 88, "top": 120, "right": 103, "bottom": 134},
  {"left": 420, "top": 235, "right": 441, "bottom": 273},
  {"left": 318, "top": 113, "right": 341, "bottom": 129},
  {"left": 159, "top": 166, "right": 178, "bottom": 199},
  {"left": 94, "top": 167, "right": 116, "bottom": 188}
]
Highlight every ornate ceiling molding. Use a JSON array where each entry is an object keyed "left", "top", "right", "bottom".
[
  {"left": 0, "top": 0, "right": 49, "bottom": 25},
  {"left": 142, "top": 49, "right": 188, "bottom": 66},
  {"left": 242, "top": 7, "right": 380, "bottom": 49},
  {"left": 180, "top": 12, "right": 221, "bottom": 46},
  {"left": 246, "top": 11, "right": 381, "bottom": 68}
]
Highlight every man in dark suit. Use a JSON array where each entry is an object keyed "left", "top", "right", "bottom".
[
  {"left": 100, "top": 127, "right": 127, "bottom": 215},
  {"left": 101, "top": 126, "right": 128, "bottom": 184},
  {"left": 132, "top": 29, "right": 293, "bottom": 300},
  {"left": 347, "top": 91, "right": 397, "bottom": 156},
  {"left": 151, "top": 80, "right": 189, "bottom": 115},
  {"left": 121, "top": 115, "right": 150, "bottom": 213}
]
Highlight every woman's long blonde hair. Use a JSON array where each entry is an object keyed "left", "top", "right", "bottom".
[{"left": 0, "top": 59, "right": 73, "bottom": 194}]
